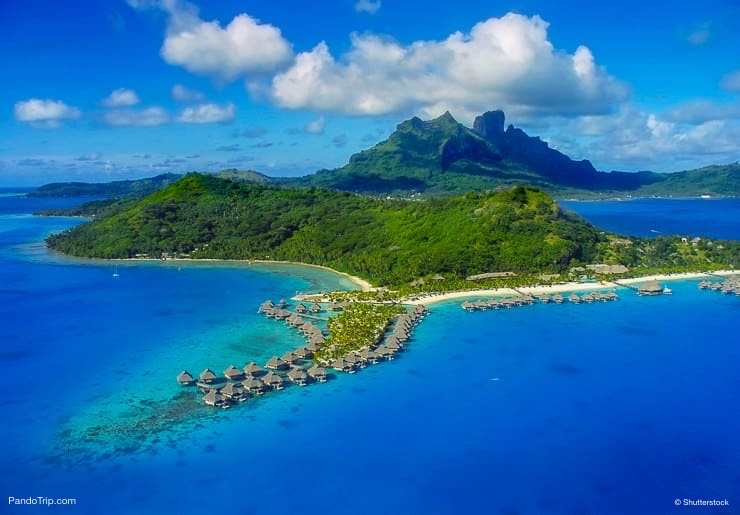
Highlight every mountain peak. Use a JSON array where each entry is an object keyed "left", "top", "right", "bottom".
[{"left": 473, "top": 110, "right": 506, "bottom": 139}]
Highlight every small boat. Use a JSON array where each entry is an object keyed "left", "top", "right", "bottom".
[
  {"left": 112, "top": 265, "right": 119, "bottom": 278},
  {"left": 662, "top": 287, "right": 672, "bottom": 295}
]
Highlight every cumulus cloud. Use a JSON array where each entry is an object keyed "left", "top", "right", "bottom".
[
  {"left": 355, "top": 0, "right": 381, "bottom": 14},
  {"left": 103, "top": 107, "right": 170, "bottom": 127},
  {"left": 102, "top": 88, "right": 140, "bottom": 107},
  {"left": 130, "top": 0, "right": 292, "bottom": 81},
  {"left": 171, "top": 83, "right": 205, "bottom": 102},
  {"left": 720, "top": 70, "right": 740, "bottom": 92},
  {"left": 14, "top": 98, "right": 81, "bottom": 128},
  {"left": 304, "top": 116, "right": 326, "bottom": 135},
  {"left": 177, "top": 102, "right": 235, "bottom": 124},
  {"left": 551, "top": 104, "right": 740, "bottom": 171},
  {"left": 270, "top": 13, "right": 627, "bottom": 119}
]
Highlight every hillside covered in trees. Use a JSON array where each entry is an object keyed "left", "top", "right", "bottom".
[{"left": 46, "top": 174, "right": 738, "bottom": 287}]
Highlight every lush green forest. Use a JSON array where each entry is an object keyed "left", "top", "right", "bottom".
[
  {"left": 46, "top": 174, "right": 739, "bottom": 287},
  {"left": 46, "top": 173, "right": 606, "bottom": 285}
]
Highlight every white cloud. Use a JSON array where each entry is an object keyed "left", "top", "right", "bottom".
[
  {"left": 270, "top": 13, "right": 627, "bottom": 119},
  {"left": 177, "top": 102, "right": 235, "bottom": 124},
  {"left": 14, "top": 98, "right": 81, "bottom": 128},
  {"left": 549, "top": 104, "right": 740, "bottom": 171},
  {"left": 355, "top": 0, "right": 381, "bottom": 14},
  {"left": 102, "top": 88, "right": 140, "bottom": 107},
  {"left": 103, "top": 107, "right": 170, "bottom": 127},
  {"left": 304, "top": 116, "right": 326, "bottom": 135},
  {"left": 720, "top": 70, "right": 740, "bottom": 92},
  {"left": 133, "top": 0, "right": 292, "bottom": 81},
  {"left": 171, "top": 83, "right": 205, "bottom": 102}
]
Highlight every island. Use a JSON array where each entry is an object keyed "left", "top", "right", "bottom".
[{"left": 41, "top": 172, "right": 740, "bottom": 408}]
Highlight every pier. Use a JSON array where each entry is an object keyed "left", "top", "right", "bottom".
[
  {"left": 460, "top": 290, "right": 618, "bottom": 312},
  {"left": 179, "top": 300, "right": 430, "bottom": 408}
]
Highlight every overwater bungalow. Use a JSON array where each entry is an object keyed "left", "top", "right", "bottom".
[
  {"left": 487, "top": 299, "right": 500, "bottom": 309},
  {"left": 242, "top": 377, "right": 265, "bottom": 394},
  {"left": 698, "top": 280, "right": 711, "bottom": 289},
  {"left": 537, "top": 294, "right": 551, "bottom": 304},
  {"left": 345, "top": 353, "right": 363, "bottom": 368},
  {"left": 581, "top": 293, "right": 594, "bottom": 303},
  {"left": 285, "top": 314, "right": 302, "bottom": 327},
  {"left": 638, "top": 280, "right": 663, "bottom": 296},
  {"left": 500, "top": 298, "right": 515, "bottom": 308},
  {"left": 375, "top": 345, "right": 395, "bottom": 360},
  {"left": 307, "top": 364, "right": 328, "bottom": 382},
  {"left": 294, "top": 346, "right": 312, "bottom": 360},
  {"left": 568, "top": 293, "right": 581, "bottom": 304},
  {"left": 287, "top": 367, "right": 309, "bottom": 386},
  {"left": 262, "top": 371, "right": 285, "bottom": 390},
  {"left": 552, "top": 294, "right": 564, "bottom": 304},
  {"left": 295, "top": 303, "right": 307, "bottom": 313},
  {"left": 357, "top": 348, "right": 378, "bottom": 364},
  {"left": 461, "top": 300, "right": 475, "bottom": 311},
  {"left": 277, "top": 299, "right": 288, "bottom": 308},
  {"left": 221, "top": 382, "right": 247, "bottom": 402},
  {"left": 385, "top": 340, "right": 402, "bottom": 352},
  {"left": 199, "top": 368, "right": 218, "bottom": 384},
  {"left": 310, "top": 302, "right": 322, "bottom": 313},
  {"left": 243, "top": 361, "right": 264, "bottom": 377},
  {"left": 224, "top": 365, "right": 244, "bottom": 381},
  {"left": 281, "top": 351, "right": 299, "bottom": 365},
  {"left": 203, "top": 389, "right": 228, "bottom": 408},
  {"left": 606, "top": 291, "right": 618, "bottom": 301},
  {"left": 258, "top": 300, "right": 275, "bottom": 313},
  {"left": 332, "top": 357, "right": 354, "bottom": 373},
  {"left": 176, "top": 370, "right": 195, "bottom": 386},
  {"left": 305, "top": 341, "right": 321, "bottom": 353},
  {"left": 266, "top": 356, "right": 289, "bottom": 371},
  {"left": 475, "top": 299, "right": 488, "bottom": 310}
]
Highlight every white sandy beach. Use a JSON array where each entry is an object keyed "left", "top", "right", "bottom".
[{"left": 404, "top": 270, "right": 739, "bottom": 306}]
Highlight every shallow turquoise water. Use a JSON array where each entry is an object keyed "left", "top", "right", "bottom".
[{"left": 1, "top": 195, "right": 738, "bottom": 514}]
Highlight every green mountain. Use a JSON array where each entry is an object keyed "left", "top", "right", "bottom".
[
  {"left": 28, "top": 111, "right": 739, "bottom": 199},
  {"left": 46, "top": 174, "right": 739, "bottom": 286},
  {"left": 46, "top": 173, "right": 605, "bottom": 285},
  {"left": 298, "top": 110, "right": 739, "bottom": 197}
]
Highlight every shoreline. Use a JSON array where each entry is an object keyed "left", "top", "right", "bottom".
[
  {"left": 46, "top": 247, "right": 735, "bottom": 304},
  {"left": 108, "top": 256, "right": 374, "bottom": 292},
  {"left": 403, "top": 270, "right": 740, "bottom": 306}
]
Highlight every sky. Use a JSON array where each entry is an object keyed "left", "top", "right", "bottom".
[{"left": 1, "top": 0, "right": 739, "bottom": 186}]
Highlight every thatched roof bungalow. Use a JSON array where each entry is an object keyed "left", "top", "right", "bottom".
[
  {"left": 266, "top": 356, "right": 289, "bottom": 370},
  {"left": 307, "top": 364, "right": 328, "bottom": 382},
  {"left": 199, "top": 368, "right": 217, "bottom": 384},
  {"left": 176, "top": 370, "right": 195, "bottom": 386},
  {"left": 224, "top": 365, "right": 244, "bottom": 381}
]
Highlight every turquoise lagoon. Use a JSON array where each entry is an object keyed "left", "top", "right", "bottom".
[{"left": 1, "top": 194, "right": 738, "bottom": 514}]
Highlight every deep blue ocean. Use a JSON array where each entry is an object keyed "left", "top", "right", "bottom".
[{"left": 1, "top": 194, "right": 738, "bottom": 514}]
